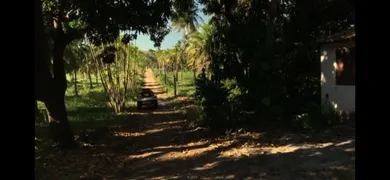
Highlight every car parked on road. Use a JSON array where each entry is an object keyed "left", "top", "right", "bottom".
[{"left": 137, "top": 88, "right": 158, "bottom": 109}]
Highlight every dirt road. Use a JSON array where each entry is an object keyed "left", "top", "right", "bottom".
[
  {"left": 112, "top": 69, "right": 355, "bottom": 179},
  {"left": 39, "top": 69, "right": 355, "bottom": 180}
]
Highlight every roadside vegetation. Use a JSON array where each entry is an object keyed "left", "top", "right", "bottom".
[{"left": 35, "top": 0, "right": 355, "bottom": 179}]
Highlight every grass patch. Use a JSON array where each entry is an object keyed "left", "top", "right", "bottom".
[
  {"left": 35, "top": 73, "right": 143, "bottom": 146},
  {"left": 154, "top": 70, "right": 196, "bottom": 97}
]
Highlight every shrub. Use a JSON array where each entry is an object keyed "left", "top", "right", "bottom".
[{"left": 295, "top": 101, "right": 342, "bottom": 131}]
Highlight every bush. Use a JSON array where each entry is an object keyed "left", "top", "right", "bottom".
[
  {"left": 195, "top": 76, "right": 253, "bottom": 132},
  {"left": 195, "top": 76, "right": 227, "bottom": 130},
  {"left": 295, "top": 102, "right": 342, "bottom": 132},
  {"left": 194, "top": 72, "right": 332, "bottom": 133}
]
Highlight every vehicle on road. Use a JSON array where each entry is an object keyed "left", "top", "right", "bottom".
[{"left": 137, "top": 88, "right": 158, "bottom": 109}]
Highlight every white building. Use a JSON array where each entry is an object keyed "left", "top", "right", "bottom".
[{"left": 319, "top": 30, "right": 355, "bottom": 113}]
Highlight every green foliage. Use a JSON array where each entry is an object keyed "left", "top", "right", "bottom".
[
  {"left": 295, "top": 102, "right": 342, "bottom": 132},
  {"left": 155, "top": 70, "right": 195, "bottom": 96},
  {"left": 195, "top": 76, "right": 253, "bottom": 132},
  {"left": 195, "top": 76, "right": 228, "bottom": 131},
  {"left": 34, "top": 0, "right": 206, "bottom": 149},
  {"left": 35, "top": 74, "right": 142, "bottom": 148},
  {"left": 191, "top": 0, "right": 354, "bottom": 131},
  {"left": 41, "top": 0, "right": 198, "bottom": 47},
  {"left": 79, "top": 38, "right": 148, "bottom": 113}
]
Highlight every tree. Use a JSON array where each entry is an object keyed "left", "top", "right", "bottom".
[
  {"left": 171, "top": 0, "right": 202, "bottom": 83},
  {"left": 193, "top": 0, "right": 354, "bottom": 130},
  {"left": 35, "top": 0, "right": 197, "bottom": 149},
  {"left": 171, "top": 0, "right": 203, "bottom": 37},
  {"left": 185, "top": 23, "right": 214, "bottom": 79},
  {"left": 79, "top": 45, "right": 97, "bottom": 89},
  {"left": 89, "top": 38, "right": 139, "bottom": 113},
  {"left": 64, "top": 41, "right": 87, "bottom": 95},
  {"left": 156, "top": 48, "right": 176, "bottom": 84}
]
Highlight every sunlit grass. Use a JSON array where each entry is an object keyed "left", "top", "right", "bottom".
[
  {"left": 35, "top": 72, "right": 143, "bottom": 145},
  {"left": 37, "top": 73, "right": 142, "bottom": 122},
  {"left": 155, "top": 70, "right": 196, "bottom": 97}
]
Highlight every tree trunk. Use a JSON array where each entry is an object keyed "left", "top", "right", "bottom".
[
  {"left": 74, "top": 69, "right": 78, "bottom": 96},
  {"left": 48, "top": 38, "right": 76, "bottom": 148},
  {"left": 193, "top": 68, "right": 196, "bottom": 81},
  {"left": 174, "top": 48, "right": 178, "bottom": 96},
  {"left": 163, "top": 61, "right": 167, "bottom": 84},
  {"left": 44, "top": 95, "right": 75, "bottom": 148},
  {"left": 173, "top": 75, "right": 177, "bottom": 96},
  {"left": 95, "top": 72, "right": 99, "bottom": 84},
  {"left": 176, "top": 68, "right": 179, "bottom": 82},
  {"left": 35, "top": 0, "right": 76, "bottom": 149},
  {"left": 88, "top": 71, "right": 93, "bottom": 88},
  {"left": 181, "top": 66, "right": 184, "bottom": 80},
  {"left": 133, "top": 64, "right": 137, "bottom": 85},
  {"left": 133, "top": 41, "right": 137, "bottom": 86}
]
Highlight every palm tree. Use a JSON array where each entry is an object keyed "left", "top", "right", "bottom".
[
  {"left": 185, "top": 23, "right": 214, "bottom": 79},
  {"left": 169, "top": 1, "right": 204, "bottom": 90},
  {"left": 64, "top": 41, "right": 87, "bottom": 96},
  {"left": 157, "top": 49, "right": 174, "bottom": 84},
  {"left": 171, "top": 1, "right": 203, "bottom": 37},
  {"left": 75, "top": 44, "right": 96, "bottom": 89}
]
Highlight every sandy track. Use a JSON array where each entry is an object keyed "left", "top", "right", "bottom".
[
  {"left": 37, "top": 69, "right": 355, "bottom": 180},
  {"left": 113, "top": 69, "right": 356, "bottom": 180}
]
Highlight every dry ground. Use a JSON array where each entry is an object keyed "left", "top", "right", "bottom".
[{"left": 36, "top": 69, "right": 355, "bottom": 180}]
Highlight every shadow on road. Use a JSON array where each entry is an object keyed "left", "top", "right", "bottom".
[{"left": 35, "top": 69, "right": 355, "bottom": 180}]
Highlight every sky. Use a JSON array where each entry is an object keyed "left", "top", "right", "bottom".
[{"left": 133, "top": 9, "right": 210, "bottom": 51}]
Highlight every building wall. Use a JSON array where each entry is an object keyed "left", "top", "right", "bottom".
[{"left": 320, "top": 40, "right": 355, "bottom": 112}]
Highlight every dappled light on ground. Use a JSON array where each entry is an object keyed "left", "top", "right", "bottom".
[
  {"left": 36, "top": 69, "right": 355, "bottom": 180},
  {"left": 114, "top": 131, "right": 146, "bottom": 137},
  {"left": 154, "top": 140, "right": 235, "bottom": 161}
]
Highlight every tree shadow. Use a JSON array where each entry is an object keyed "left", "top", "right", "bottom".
[
  {"left": 36, "top": 93, "right": 355, "bottom": 180},
  {"left": 35, "top": 70, "right": 355, "bottom": 180},
  {"left": 163, "top": 95, "right": 194, "bottom": 109},
  {"left": 143, "top": 84, "right": 161, "bottom": 88},
  {"left": 111, "top": 130, "right": 354, "bottom": 179},
  {"left": 142, "top": 82, "right": 160, "bottom": 87}
]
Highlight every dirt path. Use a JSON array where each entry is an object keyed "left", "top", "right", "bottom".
[
  {"left": 38, "top": 69, "right": 355, "bottom": 180},
  {"left": 112, "top": 69, "right": 355, "bottom": 180}
]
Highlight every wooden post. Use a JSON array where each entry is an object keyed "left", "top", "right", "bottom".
[{"left": 173, "top": 75, "right": 177, "bottom": 97}]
